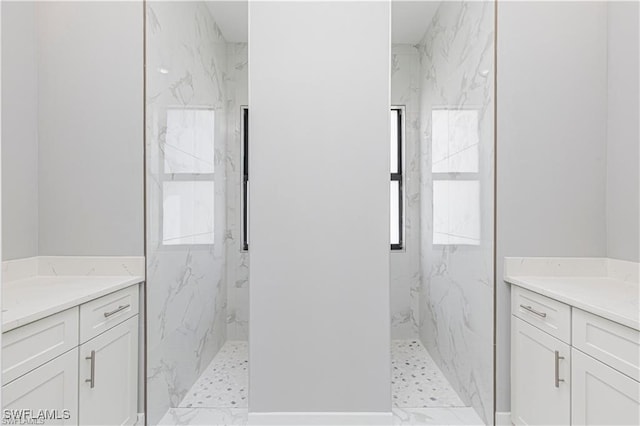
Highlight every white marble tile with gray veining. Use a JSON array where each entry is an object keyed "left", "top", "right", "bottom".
[
  {"left": 146, "top": 2, "right": 229, "bottom": 424},
  {"left": 417, "top": 1, "right": 495, "bottom": 424}
]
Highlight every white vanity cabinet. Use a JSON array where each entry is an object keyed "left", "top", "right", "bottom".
[
  {"left": 1, "top": 284, "right": 141, "bottom": 426},
  {"left": 572, "top": 348, "right": 639, "bottom": 425},
  {"left": 2, "top": 348, "right": 79, "bottom": 425},
  {"left": 511, "top": 286, "right": 640, "bottom": 426},
  {"left": 511, "top": 317, "right": 570, "bottom": 425}
]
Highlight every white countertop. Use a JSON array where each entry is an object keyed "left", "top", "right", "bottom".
[
  {"left": 2, "top": 275, "right": 144, "bottom": 332},
  {"left": 505, "top": 275, "right": 639, "bottom": 331},
  {"left": 504, "top": 257, "right": 639, "bottom": 331}
]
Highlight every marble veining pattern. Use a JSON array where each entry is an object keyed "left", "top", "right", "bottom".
[
  {"left": 179, "top": 341, "right": 248, "bottom": 409},
  {"left": 391, "top": 44, "right": 422, "bottom": 340},
  {"left": 392, "top": 407, "right": 484, "bottom": 425},
  {"left": 224, "top": 42, "right": 250, "bottom": 341},
  {"left": 146, "top": 2, "right": 228, "bottom": 424},
  {"left": 392, "top": 340, "right": 465, "bottom": 408},
  {"left": 158, "top": 408, "right": 248, "bottom": 426},
  {"left": 418, "top": 1, "right": 495, "bottom": 423}
]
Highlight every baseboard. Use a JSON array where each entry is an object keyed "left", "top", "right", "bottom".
[
  {"left": 248, "top": 411, "right": 393, "bottom": 425},
  {"left": 495, "top": 411, "right": 512, "bottom": 426}
]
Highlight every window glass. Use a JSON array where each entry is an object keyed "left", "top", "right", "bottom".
[
  {"left": 390, "top": 109, "right": 399, "bottom": 174},
  {"left": 390, "top": 181, "right": 400, "bottom": 245}
]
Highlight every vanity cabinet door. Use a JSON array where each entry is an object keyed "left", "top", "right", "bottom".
[
  {"left": 572, "top": 348, "right": 639, "bottom": 426},
  {"left": 511, "top": 317, "right": 571, "bottom": 426},
  {"left": 79, "top": 316, "right": 138, "bottom": 426},
  {"left": 2, "top": 348, "right": 78, "bottom": 425}
]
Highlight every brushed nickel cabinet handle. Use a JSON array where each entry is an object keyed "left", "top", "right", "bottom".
[
  {"left": 85, "top": 350, "right": 95, "bottom": 388},
  {"left": 103, "top": 304, "right": 130, "bottom": 318},
  {"left": 555, "top": 350, "right": 565, "bottom": 388},
  {"left": 520, "top": 304, "right": 547, "bottom": 318}
]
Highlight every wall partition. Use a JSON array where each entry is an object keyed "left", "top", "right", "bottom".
[{"left": 248, "top": 1, "right": 391, "bottom": 422}]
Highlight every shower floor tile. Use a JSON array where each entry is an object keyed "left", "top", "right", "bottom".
[
  {"left": 179, "top": 341, "right": 248, "bottom": 409},
  {"left": 177, "top": 339, "right": 463, "bottom": 412},
  {"left": 392, "top": 339, "right": 465, "bottom": 408}
]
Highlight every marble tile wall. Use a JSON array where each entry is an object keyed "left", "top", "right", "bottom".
[
  {"left": 391, "top": 44, "right": 422, "bottom": 339},
  {"left": 224, "top": 43, "right": 249, "bottom": 341},
  {"left": 417, "top": 1, "right": 495, "bottom": 423},
  {"left": 145, "top": 2, "right": 228, "bottom": 424}
]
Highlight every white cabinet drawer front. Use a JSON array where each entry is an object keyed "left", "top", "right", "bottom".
[
  {"left": 512, "top": 286, "right": 571, "bottom": 343},
  {"left": 572, "top": 308, "right": 639, "bottom": 381},
  {"left": 79, "top": 285, "right": 139, "bottom": 343},
  {"left": 2, "top": 308, "right": 79, "bottom": 384},
  {"left": 2, "top": 348, "right": 79, "bottom": 425},
  {"left": 79, "top": 316, "right": 138, "bottom": 425},
  {"left": 572, "top": 348, "right": 639, "bottom": 426}
]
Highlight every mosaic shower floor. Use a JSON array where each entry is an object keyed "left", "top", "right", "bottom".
[
  {"left": 179, "top": 341, "right": 249, "bottom": 409},
  {"left": 176, "top": 339, "right": 463, "bottom": 411},
  {"left": 160, "top": 339, "right": 480, "bottom": 425},
  {"left": 391, "top": 339, "right": 465, "bottom": 408}
]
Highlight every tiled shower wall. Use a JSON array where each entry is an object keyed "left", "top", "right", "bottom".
[
  {"left": 418, "top": 1, "right": 495, "bottom": 423},
  {"left": 225, "top": 43, "right": 250, "bottom": 341},
  {"left": 145, "top": 2, "right": 228, "bottom": 424},
  {"left": 390, "top": 44, "right": 422, "bottom": 339}
]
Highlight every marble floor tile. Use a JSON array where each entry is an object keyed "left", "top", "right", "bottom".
[
  {"left": 393, "top": 407, "right": 484, "bottom": 425},
  {"left": 392, "top": 340, "right": 465, "bottom": 408},
  {"left": 158, "top": 408, "right": 248, "bottom": 426},
  {"left": 179, "top": 341, "right": 249, "bottom": 409}
]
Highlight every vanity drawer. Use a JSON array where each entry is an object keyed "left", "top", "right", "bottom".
[
  {"left": 2, "top": 307, "right": 79, "bottom": 384},
  {"left": 80, "top": 285, "right": 139, "bottom": 343},
  {"left": 572, "top": 308, "right": 639, "bottom": 381},
  {"left": 512, "top": 286, "right": 571, "bottom": 343}
]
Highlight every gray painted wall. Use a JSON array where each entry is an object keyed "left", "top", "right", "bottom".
[
  {"left": 496, "top": 1, "right": 618, "bottom": 413},
  {"left": 606, "top": 1, "right": 640, "bottom": 262},
  {"left": 1, "top": 2, "right": 144, "bottom": 259},
  {"left": 1, "top": 2, "right": 39, "bottom": 260},
  {"left": 249, "top": 1, "right": 391, "bottom": 413},
  {"left": 37, "top": 2, "right": 143, "bottom": 256}
]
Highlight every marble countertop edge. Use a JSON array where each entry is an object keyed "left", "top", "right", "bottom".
[
  {"left": 505, "top": 275, "right": 639, "bottom": 332},
  {"left": 2, "top": 275, "right": 144, "bottom": 333}
]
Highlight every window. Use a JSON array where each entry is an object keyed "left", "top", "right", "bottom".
[
  {"left": 242, "top": 107, "right": 249, "bottom": 251},
  {"left": 390, "top": 107, "right": 404, "bottom": 250},
  {"left": 431, "top": 108, "right": 481, "bottom": 245},
  {"left": 241, "top": 107, "right": 405, "bottom": 251},
  {"left": 161, "top": 107, "right": 216, "bottom": 246}
]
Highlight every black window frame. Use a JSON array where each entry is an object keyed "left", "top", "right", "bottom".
[
  {"left": 242, "top": 106, "right": 249, "bottom": 251},
  {"left": 391, "top": 106, "right": 404, "bottom": 251}
]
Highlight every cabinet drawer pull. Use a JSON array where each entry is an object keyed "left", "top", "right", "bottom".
[
  {"left": 85, "top": 350, "right": 95, "bottom": 388},
  {"left": 104, "top": 304, "right": 130, "bottom": 318},
  {"left": 520, "top": 304, "right": 547, "bottom": 318},
  {"left": 554, "top": 350, "right": 565, "bottom": 388}
]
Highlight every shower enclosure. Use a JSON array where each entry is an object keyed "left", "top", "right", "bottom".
[{"left": 144, "top": 1, "right": 495, "bottom": 424}]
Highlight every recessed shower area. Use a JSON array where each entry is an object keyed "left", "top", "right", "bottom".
[
  {"left": 145, "top": 1, "right": 495, "bottom": 425},
  {"left": 389, "top": 1, "right": 494, "bottom": 423},
  {"left": 145, "top": 1, "right": 249, "bottom": 424}
]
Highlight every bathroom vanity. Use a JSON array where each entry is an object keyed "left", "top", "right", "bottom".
[
  {"left": 1, "top": 257, "right": 144, "bottom": 425},
  {"left": 506, "top": 257, "right": 639, "bottom": 426}
]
